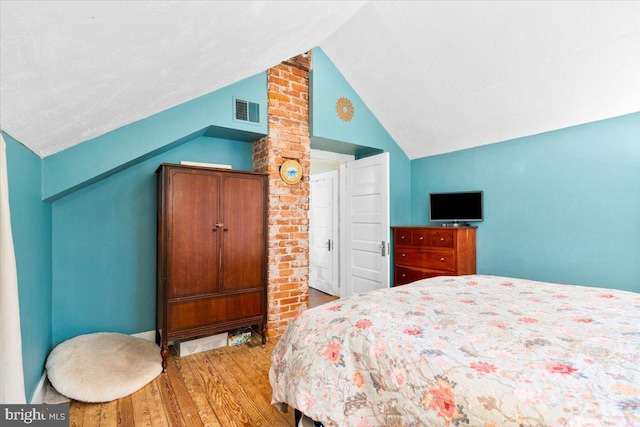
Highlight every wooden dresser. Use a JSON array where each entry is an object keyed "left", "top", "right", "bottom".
[
  {"left": 392, "top": 226, "right": 476, "bottom": 286},
  {"left": 156, "top": 164, "right": 267, "bottom": 369}
]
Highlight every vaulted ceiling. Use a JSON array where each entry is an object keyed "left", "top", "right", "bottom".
[{"left": 1, "top": 1, "right": 639, "bottom": 160}]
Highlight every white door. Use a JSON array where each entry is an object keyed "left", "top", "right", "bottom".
[
  {"left": 309, "top": 170, "right": 340, "bottom": 296},
  {"left": 340, "top": 152, "right": 390, "bottom": 298}
]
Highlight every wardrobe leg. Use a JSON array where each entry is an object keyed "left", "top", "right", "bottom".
[{"left": 160, "top": 344, "right": 168, "bottom": 372}]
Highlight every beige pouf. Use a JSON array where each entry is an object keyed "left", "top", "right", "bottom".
[{"left": 46, "top": 332, "right": 162, "bottom": 403}]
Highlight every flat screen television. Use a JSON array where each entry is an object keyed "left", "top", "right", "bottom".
[{"left": 429, "top": 191, "right": 483, "bottom": 226}]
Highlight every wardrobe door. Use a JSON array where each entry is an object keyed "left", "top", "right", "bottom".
[
  {"left": 219, "top": 173, "right": 266, "bottom": 293},
  {"left": 167, "top": 168, "right": 221, "bottom": 298}
]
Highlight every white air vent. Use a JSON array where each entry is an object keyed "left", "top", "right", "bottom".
[{"left": 234, "top": 98, "right": 260, "bottom": 124}]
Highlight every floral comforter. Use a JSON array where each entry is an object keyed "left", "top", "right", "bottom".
[{"left": 270, "top": 275, "right": 640, "bottom": 426}]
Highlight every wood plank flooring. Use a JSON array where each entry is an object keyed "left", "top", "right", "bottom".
[
  {"left": 308, "top": 287, "right": 339, "bottom": 307},
  {"left": 68, "top": 288, "right": 338, "bottom": 426}
]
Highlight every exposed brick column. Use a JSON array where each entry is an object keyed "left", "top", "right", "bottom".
[{"left": 253, "top": 53, "right": 311, "bottom": 338}]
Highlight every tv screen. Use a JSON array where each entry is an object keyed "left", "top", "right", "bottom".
[{"left": 429, "top": 191, "right": 483, "bottom": 224}]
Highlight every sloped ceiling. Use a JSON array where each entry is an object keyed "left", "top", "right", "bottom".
[
  {"left": 0, "top": 1, "right": 367, "bottom": 157},
  {"left": 322, "top": 1, "right": 640, "bottom": 159},
  {"left": 1, "top": 1, "right": 639, "bottom": 160}
]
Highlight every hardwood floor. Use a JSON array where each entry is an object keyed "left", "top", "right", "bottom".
[
  {"left": 68, "top": 288, "right": 338, "bottom": 426},
  {"left": 308, "top": 287, "right": 339, "bottom": 307},
  {"left": 69, "top": 338, "right": 294, "bottom": 427}
]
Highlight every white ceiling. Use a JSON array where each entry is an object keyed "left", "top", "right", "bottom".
[{"left": 1, "top": 1, "right": 639, "bottom": 160}]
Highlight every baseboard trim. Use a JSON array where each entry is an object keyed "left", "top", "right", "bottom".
[
  {"left": 132, "top": 330, "right": 156, "bottom": 342},
  {"left": 30, "top": 371, "right": 47, "bottom": 404}
]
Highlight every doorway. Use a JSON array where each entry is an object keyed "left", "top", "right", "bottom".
[
  {"left": 309, "top": 170, "right": 339, "bottom": 295},
  {"left": 309, "top": 150, "right": 390, "bottom": 299},
  {"left": 309, "top": 150, "right": 351, "bottom": 297}
]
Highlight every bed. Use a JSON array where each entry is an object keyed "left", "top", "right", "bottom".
[{"left": 269, "top": 275, "right": 640, "bottom": 426}]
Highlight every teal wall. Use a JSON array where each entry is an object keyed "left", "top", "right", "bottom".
[
  {"left": 4, "top": 72, "right": 266, "bottom": 401},
  {"left": 42, "top": 72, "right": 267, "bottom": 201},
  {"left": 4, "top": 133, "right": 52, "bottom": 402},
  {"left": 47, "top": 72, "right": 266, "bottom": 345},
  {"left": 411, "top": 112, "right": 640, "bottom": 293},
  {"left": 310, "top": 48, "right": 412, "bottom": 226},
  {"left": 52, "top": 137, "right": 253, "bottom": 345}
]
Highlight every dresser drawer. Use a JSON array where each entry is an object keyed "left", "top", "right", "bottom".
[
  {"left": 394, "top": 266, "right": 450, "bottom": 286},
  {"left": 394, "top": 229, "right": 412, "bottom": 245},
  {"left": 429, "top": 229, "right": 455, "bottom": 248},
  {"left": 395, "top": 247, "right": 426, "bottom": 264},
  {"left": 395, "top": 247, "right": 456, "bottom": 272},
  {"left": 167, "top": 291, "right": 263, "bottom": 332},
  {"left": 424, "top": 249, "right": 455, "bottom": 272},
  {"left": 411, "top": 230, "right": 431, "bottom": 245},
  {"left": 395, "top": 266, "right": 428, "bottom": 285}
]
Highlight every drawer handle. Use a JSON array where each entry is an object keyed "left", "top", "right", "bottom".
[
  {"left": 440, "top": 237, "right": 445, "bottom": 241},
  {"left": 401, "top": 273, "right": 406, "bottom": 278},
  {"left": 419, "top": 236, "right": 424, "bottom": 240},
  {"left": 401, "top": 235, "right": 405, "bottom": 239},
  {"left": 401, "top": 253, "right": 406, "bottom": 257},
  {"left": 439, "top": 257, "right": 445, "bottom": 262}
]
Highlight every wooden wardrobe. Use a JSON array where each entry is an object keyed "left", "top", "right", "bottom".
[{"left": 155, "top": 164, "right": 267, "bottom": 369}]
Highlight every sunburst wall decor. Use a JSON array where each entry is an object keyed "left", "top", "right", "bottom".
[{"left": 336, "top": 97, "right": 354, "bottom": 122}]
